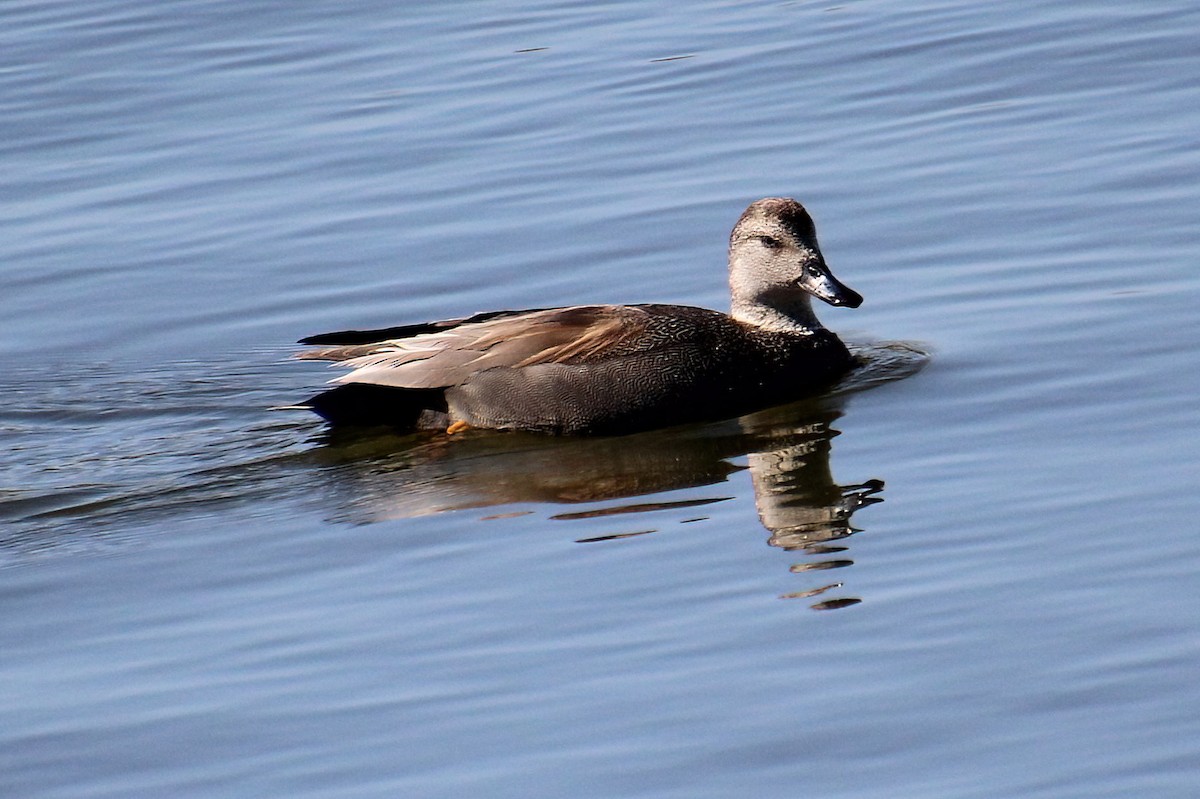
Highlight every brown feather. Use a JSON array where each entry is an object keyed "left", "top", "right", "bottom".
[{"left": 316, "top": 305, "right": 651, "bottom": 390}]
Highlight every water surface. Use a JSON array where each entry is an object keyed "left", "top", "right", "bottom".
[{"left": 3, "top": 1, "right": 1199, "bottom": 797}]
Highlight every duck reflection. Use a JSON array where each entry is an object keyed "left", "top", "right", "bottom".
[
  {"left": 740, "top": 409, "right": 884, "bottom": 610},
  {"left": 312, "top": 392, "right": 888, "bottom": 611}
]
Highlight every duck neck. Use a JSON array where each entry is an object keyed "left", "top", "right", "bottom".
[{"left": 731, "top": 294, "right": 822, "bottom": 334}]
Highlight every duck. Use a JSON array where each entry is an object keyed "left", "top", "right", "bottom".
[{"left": 296, "top": 197, "right": 863, "bottom": 434}]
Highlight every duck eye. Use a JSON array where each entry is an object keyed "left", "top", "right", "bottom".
[{"left": 757, "top": 235, "right": 782, "bottom": 249}]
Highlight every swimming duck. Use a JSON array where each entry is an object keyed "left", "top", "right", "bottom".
[{"left": 297, "top": 197, "right": 863, "bottom": 434}]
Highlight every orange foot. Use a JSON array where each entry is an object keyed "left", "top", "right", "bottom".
[{"left": 445, "top": 420, "right": 471, "bottom": 435}]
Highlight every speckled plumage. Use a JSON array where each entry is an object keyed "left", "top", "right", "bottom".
[{"left": 297, "top": 198, "right": 863, "bottom": 434}]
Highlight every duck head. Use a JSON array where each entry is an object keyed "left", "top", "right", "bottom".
[{"left": 728, "top": 197, "right": 862, "bottom": 332}]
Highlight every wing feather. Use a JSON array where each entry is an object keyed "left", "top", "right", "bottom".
[{"left": 308, "top": 305, "right": 655, "bottom": 390}]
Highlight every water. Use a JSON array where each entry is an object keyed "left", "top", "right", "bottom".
[{"left": 3, "top": 1, "right": 1199, "bottom": 796}]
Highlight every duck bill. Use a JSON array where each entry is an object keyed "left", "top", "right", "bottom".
[{"left": 802, "top": 265, "right": 863, "bottom": 308}]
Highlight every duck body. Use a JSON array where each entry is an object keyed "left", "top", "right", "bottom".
[{"left": 298, "top": 198, "right": 864, "bottom": 435}]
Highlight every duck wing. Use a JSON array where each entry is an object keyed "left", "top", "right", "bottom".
[{"left": 304, "top": 305, "right": 662, "bottom": 390}]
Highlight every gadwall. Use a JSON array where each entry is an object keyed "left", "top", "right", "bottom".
[{"left": 297, "top": 198, "right": 863, "bottom": 434}]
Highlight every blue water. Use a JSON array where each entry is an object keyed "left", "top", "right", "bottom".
[{"left": 3, "top": 1, "right": 1199, "bottom": 797}]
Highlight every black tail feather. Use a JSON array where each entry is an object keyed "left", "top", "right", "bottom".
[
  {"left": 303, "top": 384, "right": 448, "bottom": 428},
  {"left": 298, "top": 308, "right": 549, "bottom": 346}
]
